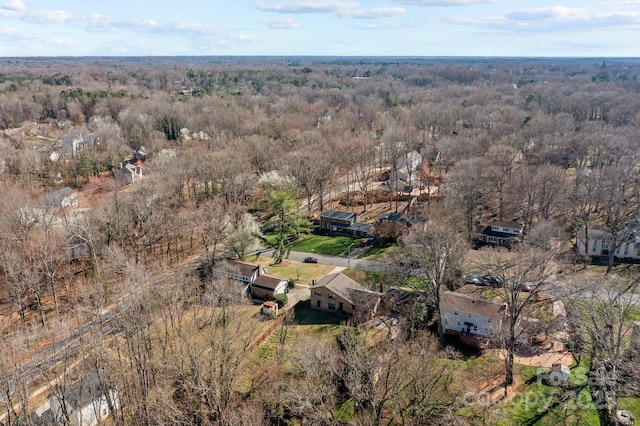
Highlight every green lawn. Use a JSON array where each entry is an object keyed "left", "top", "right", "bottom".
[
  {"left": 504, "top": 363, "right": 599, "bottom": 426},
  {"left": 254, "top": 255, "right": 334, "bottom": 285},
  {"left": 342, "top": 268, "right": 383, "bottom": 288},
  {"left": 294, "top": 304, "right": 343, "bottom": 326},
  {"left": 619, "top": 397, "right": 640, "bottom": 420},
  {"left": 360, "top": 245, "right": 397, "bottom": 260},
  {"left": 287, "top": 234, "right": 357, "bottom": 256}
]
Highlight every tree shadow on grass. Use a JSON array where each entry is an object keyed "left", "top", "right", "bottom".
[{"left": 294, "top": 302, "right": 344, "bottom": 325}]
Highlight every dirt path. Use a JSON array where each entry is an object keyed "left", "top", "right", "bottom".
[{"left": 499, "top": 349, "right": 574, "bottom": 369}]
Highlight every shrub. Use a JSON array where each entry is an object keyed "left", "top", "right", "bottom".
[{"left": 274, "top": 294, "right": 288, "bottom": 308}]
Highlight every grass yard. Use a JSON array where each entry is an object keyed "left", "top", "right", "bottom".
[
  {"left": 360, "top": 245, "right": 398, "bottom": 261},
  {"left": 503, "top": 363, "right": 599, "bottom": 426},
  {"left": 342, "top": 268, "right": 384, "bottom": 289},
  {"left": 287, "top": 234, "right": 357, "bottom": 256},
  {"left": 254, "top": 255, "right": 334, "bottom": 285},
  {"left": 619, "top": 397, "right": 640, "bottom": 420}
]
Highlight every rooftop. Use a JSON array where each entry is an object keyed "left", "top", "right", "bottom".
[
  {"left": 441, "top": 291, "right": 506, "bottom": 319},
  {"left": 319, "top": 210, "right": 356, "bottom": 221},
  {"left": 311, "top": 272, "right": 377, "bottom": 305}
]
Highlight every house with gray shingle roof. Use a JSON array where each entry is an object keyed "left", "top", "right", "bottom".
[
  {"left": 440, "top": 291, "right": 506, "bottom": 338},
  {"left": 319, "top": 209, "right": 372, "bottom": 237},
  {"left": 475, "top": 220, "right": 523, "bottom": 248},
  {"left": 310, "top": 273, "right": 381, "bottom": 318}
]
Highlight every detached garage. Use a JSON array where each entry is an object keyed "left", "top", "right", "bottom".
[{"left": 251, "top": 274, "right": 288, "bottom": 300}]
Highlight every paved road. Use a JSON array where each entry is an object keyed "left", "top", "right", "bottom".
[
  {"left": 254, "top": 247, "right": 384, "bottom": 272},
  {"left": 541, "top": 280, "right": 640, "bottom": 307}
]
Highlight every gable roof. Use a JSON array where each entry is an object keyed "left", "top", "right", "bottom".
[
  {"left": 319, "top": 210, "right": 355, "bottom": 222},
  {"left": 490, "top": 220, "right": 523, "bottom": 230},
  {"left": 347, "top": 222, "right": 373, "bottom": 234},
  {"left": 477, "top": 225, "right": 521, "bottom": 239},
  {"left": 311, "top": 272, "right": 374, "bottom": 304},
  {"left": 214, "top": 259, "right": 264, "bottom": 278},
  {"left": 441, "top": 291, "right": 506, "bottom": 319},
  {"left": 55, "top": 371, "right": 113, "bottom": 410},
  {"left": 377, "top": 212, "right": 412, "bottom": 225},
  {"left": 253, "top": 274, "right": 287, "bottom": 290},
  {"left": 43, "top": 186, "right": 76, "bottom": 206}
]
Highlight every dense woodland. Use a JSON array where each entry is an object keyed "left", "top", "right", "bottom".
[{"left": 1, "top": 57, "right": 640, "bottom": 425}]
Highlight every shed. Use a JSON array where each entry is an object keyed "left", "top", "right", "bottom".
[
  {"left": 545, "top": 363, "right": 570, "bottom": 387},
  {"left": 262, "top": 300, "right": 277, "bottom": 315}
]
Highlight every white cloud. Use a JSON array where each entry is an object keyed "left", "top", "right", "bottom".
[
  {"left": 598, "top": 0, "right": 640, "bottom": 6},
  {"left": 254, "top": 1, "right": 405, "bottom": 19},
  {"left": 394, "top": 0, "right": 511, "bottom": 6},
  {"left": 456, "top": 7, "right": 640, "bottom": 33},
  {"left": 254, "top": 0, "right": 359, "bottom": 14},
  {"left": 22, "top": 10, "right": 73, "bottom": 23},
  {"left": 341, "top": 8, "right": 406, "bottom": 19},
  {"left": 260, "top": 16, "right": 301, "bottom": 29},
  {"left": 506, "top": 7, "right": 589, "bottom": 21},
  {"left": 1, "top": 0, "right": 25, "bottom": 11}
]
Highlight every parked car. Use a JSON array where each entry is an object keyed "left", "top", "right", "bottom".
[
  {"left": 521, "top": 282, "right": 538, "bottom": 292},
  {"left": 303, "top": 257, "right": 319, "bottom": 263},
  {"left": 480, "top": 275, "right": 503, "bottom": 287},
  {"left": 464, "top": 274, "right": 482, "bottom": 285}
]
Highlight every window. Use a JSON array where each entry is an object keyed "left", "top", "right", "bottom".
[
  {"left": 484, "top": 328, "right": 490, "bottom": 334},
  {"left": 328, "top": 303, "right": 336, "bottom": 310},
  {"left": 473, "top": 325, "right": 478, "bottom": 331},
  {"left": 601, "top": 241, "right": 608, "bottom": 250},
  {"left": 314, "top": 291, "right": 322, "bottom": 297},
  {"left": 328, "top": 294, "right": 336, "bottom": 300},
  {"left": 488, "top": 318, "right": 492, "bottom": 323},
  {"left": 467, "top": 313, "right": 472, "bottom": 319},
  {"left": 444, "top": 318, "right": 449, "bottom": 324},
  {"left": 454, "top": 310, "right": 458, "bottom": 315},
  {"left": 625, "top": 243, "right": 630, "bottom": 255},
  {"left": 456, "top": 321, "right": 461, "bottom": 326}
]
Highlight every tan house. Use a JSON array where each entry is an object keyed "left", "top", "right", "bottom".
[{"left": 310, "top": 273, "right": 381, "bottom": 318}]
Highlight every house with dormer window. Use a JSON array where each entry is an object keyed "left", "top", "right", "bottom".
[{"left": 476, "top": 220, "right": 523, "bottom": 248}]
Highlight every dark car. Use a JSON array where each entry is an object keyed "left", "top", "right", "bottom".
[
  {"left": 464, "top": 274, "right": 482, "bottom": 285},
  {"left": 480, "top": 275, "right": 503, "bottom": 287},
  {"left": 303, "top": 257, "right": 319, "bottom": 263}
]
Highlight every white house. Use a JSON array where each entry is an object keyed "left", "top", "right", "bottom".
[
  {"left": 115, "top": 163, "right": 143, "bottom": 185},
  {"left": 212, "top": 259, "right": 267, "bottom": 285},
  {"left": 44, "top": 187, "right": 79, "bottom": 209},
  {"left": 440, "top": 291, "right": 507, "bottom": 338},
  {"left": 251, "top": 274, "right": 289, "bottom": 300},
  {"left": 49, "top": 372, "right": 119, "bottom": 426},
  {"left": 577, "top": 226, "right": 640, "bottom": 261},
  {"left": 212, "top": 260, "right": 290, "bottom": 300}
]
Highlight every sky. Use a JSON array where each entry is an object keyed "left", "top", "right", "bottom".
[{"left": 0, "top": 0, "right": 639, "bottom": 57}]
